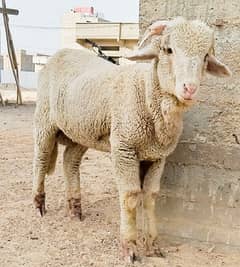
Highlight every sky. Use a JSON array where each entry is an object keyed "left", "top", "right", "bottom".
[{"left": 0, "top": 0, "right": 139, "bottom": 54}]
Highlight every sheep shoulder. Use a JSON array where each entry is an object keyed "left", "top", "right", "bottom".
[{"left": 110, "top": 64, "right": 184, "bottom": 161}]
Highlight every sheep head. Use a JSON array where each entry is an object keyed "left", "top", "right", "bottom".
[{"left": 126, "top": 17, "right": 231, "bottom": 105}]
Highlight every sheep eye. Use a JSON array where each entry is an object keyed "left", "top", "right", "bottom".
[
  {"left": 162, "top": 47, "right": 173, "bottom": 55},
  {"left": 204, "top": 53, "right": 208, "bottom": 62}
]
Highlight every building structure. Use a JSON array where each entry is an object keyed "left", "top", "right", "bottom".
[
  {"left": 33, "top": 53, "right": 50, "bottom": 72},
  {"left": 4, "top": 49, "right": 34, "bottom": 72},
  {"left": 61, "top": 7, "right": 139, "bottom": 64}
]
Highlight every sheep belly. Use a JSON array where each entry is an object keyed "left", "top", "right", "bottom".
[
  {"left": 54, "top": 96, "right": 111, "bottom": 152},
  {"left": 56, "top": 118, "right": 111, "bottom": 152}
]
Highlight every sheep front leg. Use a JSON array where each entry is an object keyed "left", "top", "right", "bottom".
[
  {"left": 142, "top": 158, "right": 165, "bottom": 256},
  {"left": 112, "top": 146, "right": 141, "bottom": 263}
]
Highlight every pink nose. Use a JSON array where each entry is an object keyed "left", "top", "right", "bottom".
[{"left": 184, "top": 83, "right": 197, "bottom": 94}]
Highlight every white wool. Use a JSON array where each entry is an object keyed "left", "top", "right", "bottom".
[{"left": 32, "top": 17, "right": 230, "bottom": 260}]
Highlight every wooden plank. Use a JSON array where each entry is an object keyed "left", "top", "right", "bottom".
[
  {"left": 0, "top": 7, "right": 19, "bottom": 15},
  {"left": 1, "top": 0, "right": 22, "bottom": 104}
]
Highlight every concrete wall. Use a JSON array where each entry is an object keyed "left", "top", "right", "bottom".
[
  {"left": 4, "top": 50, "right": 34, "bottom": 72},
  {"left": 0, "top": 55, "right": 3, "bottom": 70},
  {"left": 33, "top": 54, "right": 51, "bottom": 72},
  {"left": 140, "top": 0, "right": 240, "bottom": 246},
  {"left": 21, "top": 53, "right": 34, "bottom": 72}
]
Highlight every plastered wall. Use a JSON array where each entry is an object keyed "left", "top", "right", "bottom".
[{"left": 140, "top": 0, "right": 240, "bottom": 246}]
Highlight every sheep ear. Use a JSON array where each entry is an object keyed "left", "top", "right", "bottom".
[
  {"left": 138, "top": 21, "right": 167, "bottom": 48},
  {"left": 149, "top": 21, "right": 167, "bottom": 34},
  {"left": 128, "top": 20, "right": 168, "bottom": 60},
  {"left": 124, "top": 45, "right": 158, "bottom": 61},
  {"left": 206, "top": 55, "right": 232, "bottom": 77}
]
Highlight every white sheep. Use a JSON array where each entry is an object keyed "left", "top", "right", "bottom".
[{"left": 33, "top": 17, "right": 231, "bottom": 262}]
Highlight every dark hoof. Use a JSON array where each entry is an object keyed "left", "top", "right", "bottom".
[
  {"left": 121, "top": 240, "right": 140, "bottom": 263},
  {"left": 34, "top": 193, "right": 46, "bottom": 216},
  {"left": 145, "top": 242, "right": 166, "bottom": 258},
  {"left": 146, "top": 248, "right": 166, "bottom": 258},
  {"left": 68, "top": 198, "right": 82, "bottom": 220},
  {"left": 129, "top": 251, "right": 139, "bottom": 264}
]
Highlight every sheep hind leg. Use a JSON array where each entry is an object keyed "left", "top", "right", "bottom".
[
  {"left": 33, "top": 126, "right": 58, "bottom": 216},
  {"left": 63, "top": 142, "right": 87, "bottom": 220}
]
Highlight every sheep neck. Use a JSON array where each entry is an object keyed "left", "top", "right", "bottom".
[{"left": 146, "top": 58, "right": 185, "bottom": 143}]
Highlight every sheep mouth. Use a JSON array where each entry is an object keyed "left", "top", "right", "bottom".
[
  {"left": 181, "top": 92, "right": 196, "bottom": 101},
  {"left": 177, "top": 95, "right": 195, "bottom": 105},
  {"left": 183, "top": 96, "right": 193, "bottom": 101}
]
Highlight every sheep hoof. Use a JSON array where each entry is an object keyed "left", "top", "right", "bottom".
[
  {"left": 146, "top": 248, "right": 165, "bottom": 258},
  {"left": 68, "top": 198, "right": 82, "bottom": 221},
  {"left": 34, "top": 193, "right": 46, "bottom": 217},
  {"left": 145, "top": 241, "right": 165, "bottom": 258},
  {"left": 39, "top": 205, "right": 47, "bottom": 217},
  {"left": 121, "top": 240, "right": 140, "bottom": 263}
]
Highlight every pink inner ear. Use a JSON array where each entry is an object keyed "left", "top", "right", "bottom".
[
  {"left": 138, "top": 21, "right": 167, "bottom": 49},
  {"left": 149, "top": 22, "right": 166, "bottom": 35}
]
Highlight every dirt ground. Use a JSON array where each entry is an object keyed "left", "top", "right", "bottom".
[{"left": 0, "top": 87, "right": 240, "bottom": 267}]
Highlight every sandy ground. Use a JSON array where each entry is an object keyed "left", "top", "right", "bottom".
[{"left": 0, "top": 87, "right": 240, "bottom": 267}]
